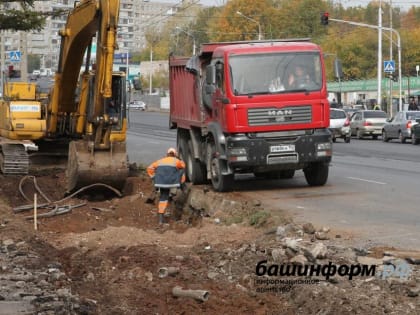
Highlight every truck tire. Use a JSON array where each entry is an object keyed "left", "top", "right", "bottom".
[
  {"left": 210, "top": 143, "right": 234, "bottom": 192},
  {"left": 304, "top": 162, "right": 329, "bottom": 186},
  {"left": 177, "top": 136, "right": 188, "bottom": 174},
  {"left": 186, "top": 140, "right": 206, "bottom": 184}
]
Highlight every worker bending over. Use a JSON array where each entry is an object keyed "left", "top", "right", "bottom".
[{"left": 147, "top": 148, "right": 186, "bottom": 224}]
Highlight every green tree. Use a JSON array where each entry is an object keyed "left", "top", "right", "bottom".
[{"left": 0, "top": 0, "right": 65, "bottom": 31}]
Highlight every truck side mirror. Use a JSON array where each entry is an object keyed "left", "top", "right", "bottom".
[
  {"left": 206, "top": 65, "right": 215, "bottom": 85},
  {"left": 203, "top": 65, "right": 216, "bottom": 109}
]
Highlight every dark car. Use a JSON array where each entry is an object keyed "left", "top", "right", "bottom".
[
  {"left": 410, "top": 119, "right": 420, "bottom": 145},
  {"left": 382, "top": 111, "right": 420, "bottom": 143}
]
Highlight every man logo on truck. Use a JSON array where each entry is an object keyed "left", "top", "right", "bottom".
[{"left": 268, "top": 109, "right": 293, "bottom": 116}]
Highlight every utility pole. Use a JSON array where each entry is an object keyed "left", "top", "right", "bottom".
[
  {"left": 377, "top": 0, "right": 382, "bottom": 109},
  {"left": 149, "top": 45, "right": 152, "bottom": 95},
  {"left": 388, "top": 0, "right": 393, "bottom": 115},
  {"left": 20, "top": 31, "right": 28, "bottom": 82},
  {"left": 0, "top": 31, "right": 4, "bottom": 97}
]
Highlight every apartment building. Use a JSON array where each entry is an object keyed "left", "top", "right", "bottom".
[{"left": 2, "top": 0, "right": 187, "bottom": 71}]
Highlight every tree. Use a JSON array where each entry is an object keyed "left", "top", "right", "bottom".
[
  {"left": 208, "top": 0, "right": 273, "bottom": 42},
  {"left": 0, "top": 0, "right": 65, "bottom": 32}
]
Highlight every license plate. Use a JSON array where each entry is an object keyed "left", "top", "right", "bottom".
[{"left": 270, "top": 144, "right": 295, "bottom": 153}]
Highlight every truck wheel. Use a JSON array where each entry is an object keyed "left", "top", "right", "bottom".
[
  {"left": 210, "top": 144, "right": 234, "bottom": 192},
  {"left": 177, "top": 137, "right": 188, "bottom": 177},
  {"left": 344, "top": 136, "right": 351, "bottom": 143},
  {"left": 186, "top": 140, "right": 206, "bottom": 184},
  {"left": 304, "top": 162, "right": 329, "bottom": 186}
]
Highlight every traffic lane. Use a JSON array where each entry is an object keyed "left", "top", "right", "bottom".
[
  {"left": 240, "top": 154, "right": 420, "bottom": 250},
  {"left": 335, "top": 137, "right": 420, "bottom": 162},
  {"left": 126, "top": 111, "right": 176, "bottom": 166}
]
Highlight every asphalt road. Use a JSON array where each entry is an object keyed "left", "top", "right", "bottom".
[{"left": 127, "top": 110, "right": 420, "bottom": 250}]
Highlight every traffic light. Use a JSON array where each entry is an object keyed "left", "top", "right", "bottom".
[
  {"left": 388, "top": 74, "right": 398, "bottom": 82},
  {"left": 321, "top": 12, "right": 329, "bottom": 25}
]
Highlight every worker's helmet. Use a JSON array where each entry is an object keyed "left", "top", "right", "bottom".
[{"left": 167, "top": 147, "right": 177, "bottom": 156}]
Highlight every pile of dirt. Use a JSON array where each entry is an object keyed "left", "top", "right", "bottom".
[{"left": 0, "top": 170, "right": 419, "bottom": 314}]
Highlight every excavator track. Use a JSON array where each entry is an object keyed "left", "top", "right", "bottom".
[{"left": 0, "top": 143, "right": 30, "bottom": 175}]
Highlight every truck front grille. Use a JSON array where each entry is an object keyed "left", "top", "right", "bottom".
[{"left": 248, "top": 106, "right": 312, "bottom": 126}]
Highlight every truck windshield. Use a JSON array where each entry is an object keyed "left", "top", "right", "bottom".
[{"left": 229, "top": 52, "right": 322, "bottom": 96}]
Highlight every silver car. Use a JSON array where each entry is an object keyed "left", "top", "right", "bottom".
[
  {"left": 350, "top": 110, "right": 387, "bottom": 139},
  {"left": 128, "top": 100, "right": 147, "bottom": 111},
  {"left": 329, "top": 108, "right": 351, "bottom": 143},
  {"left": 382, "top": 110, "right": 420, "bottom": 143}
]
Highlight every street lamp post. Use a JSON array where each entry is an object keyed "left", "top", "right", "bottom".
[
  {"left": 175, "top": 27, "right": 196, "bottom": 55},
  {"left": 236, "top": 11, "right": 262, "bottom": 40},
  {"left": 330, "top": 17, "right": 403, "bottom": 112}
]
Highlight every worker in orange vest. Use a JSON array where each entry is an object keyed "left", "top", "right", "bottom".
[{"left": 147, "top": 148, "right": 186, "bottom": 224}]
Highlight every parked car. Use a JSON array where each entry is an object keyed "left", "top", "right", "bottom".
[
  {"left": 350, "top": 110, "right": 387, "bottom": 139},
  {"left": 128, "top": 100, "right": 146, "bottom": 111},
  {"left": 382, "top": 111, "right": 420, "bottom": 143},
  {"left": 411, "top": 120, "right": 420, "bottom": 145},
  {"left": 329, "top": 108, "right": 351, "bottom": 143}
]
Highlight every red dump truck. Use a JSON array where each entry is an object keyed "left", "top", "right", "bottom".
[{"left": 169, "top": 40, "right": 332, "bottom": 192}]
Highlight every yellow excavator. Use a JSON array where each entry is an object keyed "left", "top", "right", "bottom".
[{"left": 0, "top": 0, "right": 129, "bottom": 192}]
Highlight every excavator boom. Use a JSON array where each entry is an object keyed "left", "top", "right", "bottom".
[{"left": 48, "top": 0, "right": 128, "bottom": 192}]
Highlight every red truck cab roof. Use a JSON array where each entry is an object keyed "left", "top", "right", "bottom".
[{"left": 199, "top": 39, "right": 320, "bottom": 58}]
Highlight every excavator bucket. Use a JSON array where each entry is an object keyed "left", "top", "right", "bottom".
[{"left": 66, "top": 140, "right": 129, "bottom": 193}]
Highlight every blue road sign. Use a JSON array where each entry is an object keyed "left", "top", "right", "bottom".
[
  {"left": 384, "top": 60, "right": 395, "bottom": 73},
  {"left": 9, "top": 51, "right": 21, "bottom": 62}
]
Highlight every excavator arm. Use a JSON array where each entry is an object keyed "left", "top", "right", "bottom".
[
  {"left": 47, "top": 0, "right": 128, "bottom": 192},
  {"left": 49, "top": 0, "right": 119, "bottom": 131}
]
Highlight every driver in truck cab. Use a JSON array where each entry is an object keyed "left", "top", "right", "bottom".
[
  {"left": 147, "top": 148, "right": 186, "bottom": 225},
  {"left": 287, "top": 64, "right": 311, "bottom": 89}
]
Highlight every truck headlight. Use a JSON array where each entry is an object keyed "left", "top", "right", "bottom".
[{"left": 228, "top": 147, "right": 248, "bottom": 161}]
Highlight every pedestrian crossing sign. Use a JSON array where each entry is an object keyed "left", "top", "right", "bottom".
[
  {"left": 9, "top": 51, "right": 21, "bottom": 62},
  {"left": 384, "top": 60, "right": 395, "bottom": 73}
]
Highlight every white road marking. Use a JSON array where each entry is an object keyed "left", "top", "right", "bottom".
[{"left": 347, "top": 177, "right": 387, "bottom": 185}]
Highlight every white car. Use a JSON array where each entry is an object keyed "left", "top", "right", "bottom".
[
  {"left": 128, "top": 100, "right": 146, "bottom": 111},
  {"left": 329, "top": 108, "right": 351, "bottom": 143}
]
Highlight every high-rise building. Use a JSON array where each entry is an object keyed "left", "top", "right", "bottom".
[{"left": 5, "top": 0, "right": 185, "bottom": 71}]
